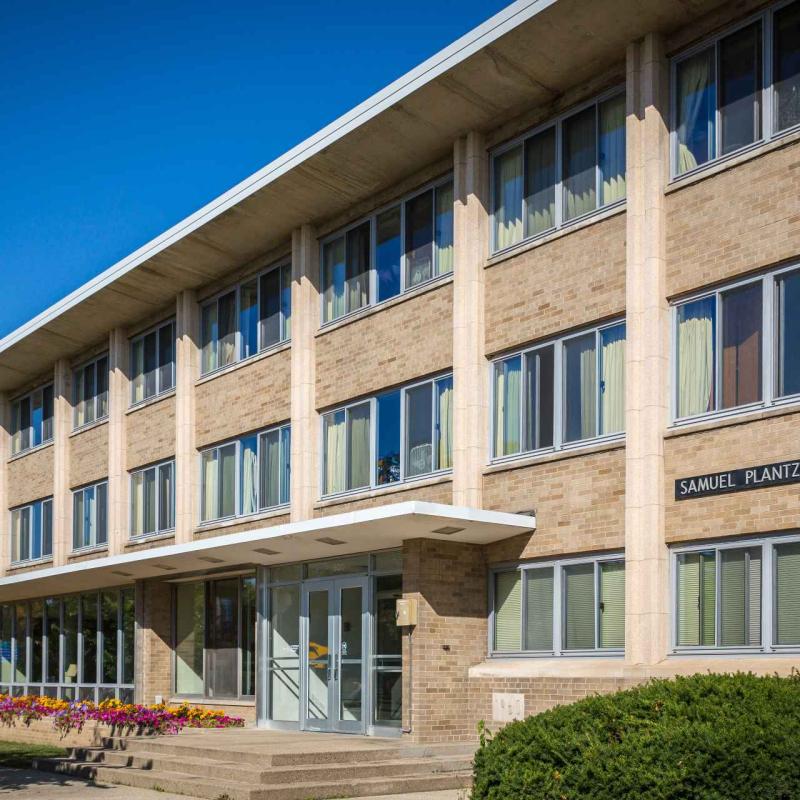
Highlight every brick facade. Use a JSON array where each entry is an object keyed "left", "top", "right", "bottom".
[
  {"left": 69, "top": 422, "right": 109, "bottom": 488},
  {"left": 126, "top": 395, "right": 176, "bottom": 470}
]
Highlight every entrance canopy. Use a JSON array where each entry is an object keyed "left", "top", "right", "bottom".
[{"left": 0, "top": 502, "right": 535, "bottom": 601}]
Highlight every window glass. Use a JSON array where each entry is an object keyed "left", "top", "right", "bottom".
[
  {"left": 323, "top": 409, "right": 346, "bottom": 495},
  {"left": 217, "top": 292, "right": 237, "bottom": 369},
  {"left": 599, "top": 93, "right": 626, "bottom": 205},
  {"left": 158, "top": 462, "right": 174, "bottom": 531},
  {"left": 269, "top": 584, "right": 300, "bottom": 721},
  {"left": 97, "top": 483, "right": 107, "bottom": 545},
  {"left": 563, "top": 563, "right": 595, "bottom": 650},
  {"left": 405, "top": 189, "right": 434, "bottom": 288},
  {"left": 562, "top": 105, "right": 597, "bottom": 221},
  {"left": 31, "top": 502, "right": 42, "bottom": 561},
  {"left": 676, "top": 551, "right": 716, "bottom": 647},
  {"left": 323, "top": 236, "right": 346, "bottom": 323},
  {"left": 676, "top": 48, "right": 716, "bottom": 174},
  {"left": 564, "top": 332, "right": 597, "bottom": 443},
  {"left": 240, "top": 436, "right": 258, "bottom": 515},
  {"left": 376, "top": 391, "right": 401, "bottom": 485},
  {"left": 62, "top": 597, "right": 78, "bottom": 685},
  {"left": 45, "top": 597, "right": 59, "bottom": 684},
  {"left": 121, "top": 589, "right": 134, "bottom": 685},
  {"left": 721, "top": 282, "right": 762, "bottom": 409},
  {"left": 42, "top": 500, "right": 52, "bottom": 558},
  {"left": 158, "top": 323, "right": 174, "bottom": 393},
  {"left": 97, "top": 356, "right": 109, "bottom": 419},
  {"left": 524, "top": 347, "right": 554, "bottom": 452},
  {"left": 260, "top": 269, "right": 281, "bottom": 349},
  {"left": 72, "top": 490, "right": 85, "bottom": 550},
  {"left": 346, "top": 222, "right": 370, "bottom": 316},
  {"left": 143, "top": 330, "right": 157, "bottom": 399},
  {"left": 525, "top": 567, "right": 554, "bottom": 651},
  {"left": 719, "top": 22, "right": 762, "bottom": 156},
  {"left": 494, "top": 572, "right": 521, "bottom": 652},
  {"left": 434, "top": 181, "right": 454, "bottom": 276},
  {"left": 132, "top": 322, "right": 174, "bottom": 402},
  {"left": 240, "top": 280, "right": 259, "bottom": 359},
  {"left": 259, "top": 427, "right": 290, "bottom": 510},
  {"left": 31, "top": 390, "right": 44, "bottom": 448},
  {"left": 406, "top": 382, "right": 433, "bottom": 477},
  {"left": 280, "top": 264, "right": 292, "bottom": 341},
  {"left": 494, "top": 146, "right": 523, "bottom": 250},
  {"left": 599, "top": 561, "right": 626, "bottom": 648},
  {"left": 525, "top": 127, "right": 556, "bottom": 237},
  {"left": 219, "top": 444, "right": 236, "bottom": 519},
  {"left": 175, "top": 582, "right": 205, "bottom": 695},
  {"left": 777, "top": 270, "right": 800, "bottom": 397},
  {"left": 13, "top": 604, "right": 27, "bottom": 684},
  {"left": 775, "top": 542, "right": 800, "bottom": 645},
  {"left": 774, "top": 1, "right": 800, "bottom": 132},
  {"left": 599, "top": 324, "right": 626, "bottom": 435},
  {"left": 101, "top": 591, "right": 118, "bottom": 684},
  {"left": 494, "top": 356, "right": 522, "bottom": 457},
  {"left": 719, "top": 547, "right": 761, "bottom": 647},
  {"left": 435, "top": 376, "right": 453, "bottom": 471},
  {"left": 677, "top": 296, "right": 716, "bottom": 417},
  {"left": 241, "top": 577, "right": 256, "bottom": 697},
  {"left": 0, "top": 606, "right": 12, "bottom": 684},
  {"left": 347, "top": 403, "right": 371, "bottom": 491},
  {"left": 376, "top": 206, "right": 402, "bottom": 302},
  {"left": 30, "top": 601, "right": 43, "bottom": 684},
  {"left": 201, "top": 302, "right": 218, "bottom": 374}
]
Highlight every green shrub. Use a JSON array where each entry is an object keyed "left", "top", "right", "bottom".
[{"left": 471, "top": 672, "right": 800, "bottom": 800}]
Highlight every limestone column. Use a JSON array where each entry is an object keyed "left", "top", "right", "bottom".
[
  {"left": 452, "top": 132, "right": 489, "bottom": 509},
  {"left": 52, "top": 359, "right": 72, "bottom": 565},
  {"left": 624, "top": 33, "right": 671, "bottom": 665},
  {"left": 290, "top": 225, "right": 319, "bottom": 522},
  {"left": 175, "top": 290, "right": 199, "bottom": 543},
  {"left": 0, "top": 393, "right": 9, "bottom": 574},
  {"left": 108, "top": 328, "right": 129, "bottom": 555}
]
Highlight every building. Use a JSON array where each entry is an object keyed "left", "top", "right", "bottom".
[{"left": 1, "top": 0, "right": 799, "bottom": 743}]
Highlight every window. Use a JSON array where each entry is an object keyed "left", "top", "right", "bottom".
[
  {"left": 72, "top": 481, "right": 108, "bottom": 551},
  {"left": 201, "top": 264, "right": 291, "bottom": 375},
  {"left": 492, "top": 90, "right": 625, "bottom": 253},
  {"left": 10, "top": 498, "right": 53, "bottom": 564},
  {"left": 674, "top": 266, "right": 800, "bottom": 422},
  {"left": 673, "top": 536, "right": 800, "bottom": 652},
  {"left": 321, "top": 375, "right": 453, "bottom": 497},
  {"left": 321, "top": 178, "right": 454, "bottom": 323},
  {"left": 130, "top": 459, "right": 174, "bottom": 538},
  {"left": 673, "top": 2, "right": 800, "bottom": 177},
  {"left": 492, "top": 556, "right": 625, "bottom": 655},
  {"left": 493, "top": 321, "right": 625, "bottom": 459},
  {"left": 0, "top": 589, "right": 134, "bottom": 701},
  {"left": 11, "top": 385, "right": 54, "bottom": 456},
  {"left": 130, "top": 320, "right": 175, "bottom": 405},
  {"left": 200, "top": 425, "right": 291, "bottom": 524},
  {"left": 73, "top": 354, "right": 109, "bottom": 429}
]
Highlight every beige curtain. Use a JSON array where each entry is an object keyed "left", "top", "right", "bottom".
[
  {"left": 564, "top": 107, "right": 597, "bottom": 221},
  {"left": 241, "top": 440, "right": 258, "bottom": 515},
  {"left": 599, "top": 93, "right": 626, "bottom": 205},
  {"left": 348, "top": 404, "right": 371, "bottom": 490},
  {"left": 526, "top": 128, "right": 556, "bottom": 236},
  {"left": 435, "top": 182, "right": 454, "bottom": 275},
  {"left": 131, "top": 340, "right": 145, "bottom": 403},
  {"left": 201, "top": 451, "right": 217, "bottom": 522},
  {"left": 324, "top": 413, "right": 346, "bottom": 495},
  {"left": 677, "top": 49, "right": 713, "bottom": 175},
  {"left": 494, "top": 358, "right": 521, "bottom": 456},
  {"left": 437, "top": 379, "right": 453, "bottom": 469},
  {"left": 323, "top": 238, "right": 346, "bottom": 322},
  {"left": 494, "top": 147, "right": 523, "bottom": 250},
  {"left": 600, "top": 325, "right": 626, "bottom": 434},
  {"left": 678, "top": 298, "right": 715, "bottom": 417},
  {"left": 346, "top": 224, "right": 370, "bottom": 314},
  {"left": 219, "top": 295, "right": 237, "bottom": 367}
]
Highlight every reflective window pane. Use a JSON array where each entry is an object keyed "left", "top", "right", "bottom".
[
  {"left": 240, "top": 280, "right": 259, "bottom": 360},
  {"left": 323, "top": 236, "right": 346, "bottom": 323},
  {"left": 406, "top": 383, "right": 433, "bottom": 477},
  {"left": 774, "top": 1, "right": 800, "bottom": 133},
  {"left": 564, "top": 333, "right": 597, "bottom": 443},
  {"left": 599, "top": 93, "right": 626, "bottom": 205},
  {"left": 719, "top": 22, "right": 762, "bottom": 156},
  {"left": 81, "top": 594, "right": 98, "bottom": 684},
  {"left": 217, "top": 292, "right": 237, "bottom": 369},
  {"left": 563, "top": 563, "right": 595, "bottom": 650},
  {"left": 269, "top": 585, "right": 300, "bottom": 722},
  {"left": 676, "top": 47, "right": 716, "bottom": 174},
  {"left": 494, "top": 357, "right": 521, "bottom": 457},
  {"left": 677, "top": 297, "right": 716, "bottom": 417},
  {"left": 493, "top": 145, "right": 523, "bottom": 250},
  {"left": 260, "top": 269, "right": 281, "bottom": 349},
  {"left": 101, "top": 591, "right": 118, "bottom": 684},
  {"left": 599, "top": 324, "right": 626, "bottom": 435},
  {"left": 778, "top": 270, "right": 800, "bottom": 398},
  {"left": 175, "top": 583, "right": 205, "bottom": 695},
  {"left": 525, "top": 127, "right": 556, "bottom": 236},
  {"left": 376, "top": 206, "right": 402, "bottom": 302},
  {"left": 405, "top": 190, "right": 434, "bottom": 288},
  {"left": 376, "top": 391, "right": 401, "bottom": 485},
  {"left": 523, "top": 347, "right": 554, "bottom": 452},
  {"left": 346, "top": 222, "right": 370, "bottom": 314},
  {"left": 721, "top": 282, "right": 762, "bottom": 409},
  {"left": 563, "top": 106, "right": 597, "bottom": 221},
  {"left": 347, "top": 403, "right": 371, "bottom": 490},
  {"left": 158, "top": 323, "right": 174, "bottom": 392}
]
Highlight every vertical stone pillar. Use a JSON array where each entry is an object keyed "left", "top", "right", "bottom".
[
  {"left": 290, "top": 225, "right": 319, "bottom": 522},
  {"left": 108, "top": 328, "right": 129, "bottom": 555},
  {"left": 0, "top": 393, "right": 9, "bottom": 574},
  {"left": 624, "top": 33, "right": 670, "bottom": 665},
  {"left": 175, "top": 290, "right": 198, "bottom": 543},
  {"left": 52, "top": 359, "right": 72, "bottom": 565},
  {"left": 452, "top": 132, "right": 489, "bottom": 509}
]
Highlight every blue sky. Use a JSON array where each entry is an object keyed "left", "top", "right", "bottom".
[{"left": 0, "top": 0, "right": 508, "bottom": 338}]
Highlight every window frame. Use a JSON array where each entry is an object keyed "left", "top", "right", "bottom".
[
  {"left": 128, "top": 458, "right": 175, "bottom": 540},
  {"left": 490, "top": 319, "right": 626, "bottom": 463},
  {"left": 319, "top": 174, "right": 455, "bottom": 326},
  {"left": 129, "top": 319, "right": 176, "bottom": 407},
  {"left": 71, "top": 480, "right": 108, "bottom": 552},
  {"left": 198, "top": 423, "right": 291, "bottom": 525},
  {"left": 72, "top": 353, "right": 109, "bottom": 431},
  {"left": 199, "top": 261, "right": 292, "bottom": 377},
  {"left": 489, "top": 553, "right": 626, "bottom": 658},
  {"left": 670, "top": 533, "right": 800, "bottom": 655},
  {"left": 671, "top": 263, "right": 800, "bottom": 426},
  {"left": 319, "top": 372, "right": 454, "bottom": 499},
  {"left": 670, "top": 0, "right": 800, "bottom": 180},
  {"left": 9, "top": 497, "right": 53, "bottom": 565},
  {"left": 489, "top": 86, "right": 627, "bottom": 256},
  {"left": 10, "top": 384, "right": 54, "bottom": 457}
]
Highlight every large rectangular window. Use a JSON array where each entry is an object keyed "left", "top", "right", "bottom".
[
  {"left": 201, "top": 263, "right": 291, "bottom": 375},
  {"left": 73, "top": 354, "right": 109, "bottom": 429},
  {"left": 321, "top": 375, "right": 453, "bottom": 497},
  {"left": 492, "top": 556, "right": 625, "bottom": 656},
  {"left": 11, "top": 385, "right": 54, "bottom": 456},
  {"left": 200, "top": 424, "right": 290, "bottom": 524},
  {"left": 72, "top": 481, "right": 108, "bottom": 551},
  {"left": 492, "top": 90, "right": 625, "bottom": 252},
  {"left": 10, "top": 498, "right": 53, "bottom": 564},
  {"left": 493, "top": 321, "right": 625, "bottom": 460},
  {"left": 673, "top": 2, "right": 800, "bottom": 177},
  {"left": 322, "top": 177, "right": 454, "bottom": 323},
  {"left": 130, "top": 459, "right": 174, "bottom": 538},
  {"left": 674, "top": 266, "right": 800, "bottom": 422},
  {"left": 130, "top": 320, "right": 175, "bottom": 405}
]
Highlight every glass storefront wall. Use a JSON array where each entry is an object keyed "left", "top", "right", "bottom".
[{"left": 0, "top": 588, "right": 134, "bottom": 702}]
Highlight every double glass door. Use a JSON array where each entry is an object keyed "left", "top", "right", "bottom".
[{"left": 303, "top": 577, "right": 367, "bottom": 733}]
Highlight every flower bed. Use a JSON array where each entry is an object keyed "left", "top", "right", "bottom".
[{"left": 0, "top": 695, "right": 245, "bottom": 736}]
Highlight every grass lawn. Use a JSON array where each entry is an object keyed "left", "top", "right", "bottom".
[{"left": 0, "top": 739, "right": 66, "bottom": 769}]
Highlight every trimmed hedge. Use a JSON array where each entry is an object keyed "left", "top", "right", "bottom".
[{"left": 471, "top": 672, "right": 800, "bottom": 800}]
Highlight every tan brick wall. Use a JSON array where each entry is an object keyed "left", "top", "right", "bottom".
[
  {"left": 194, "top": 513, "right": 289, "bottom": 539},
  {"left": 69, "top": 423, "right": 108, "bottom": 488},
  {"left": 483, "top": 445, "right": 626, "bottom": 563},
  {"left": 666, "top": 140, "right": 800, "bottom": 298},
  {"left": 665, "top": 409, "right": 800, "bottom": 544},
  {"left": 136, "top": 579, "right": 173, "bottom": 705},
  {"left": 402, "top": 538, "right": 487, "bottom": 742},
  {"left": 126, "top": 396, "right": 176, "bottom": 471},
  {"left": 313, "top": 479, "right": 452, "bottom": 518},
  {"left": 315, "top": 283, "right": 453, "bottom": 410},
  {"left": 485, "top": 214, "right": 626, "bottom": 356},
  {"left": 7, "top": 446, "right": 54, "bottom": 508},
  {"left": 195, "top": 348, "right": 291, "bottom": 449}
]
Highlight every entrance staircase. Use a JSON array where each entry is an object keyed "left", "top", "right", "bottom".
[{"left": 33, "top": 729, "right": 474, "bottom": 800}]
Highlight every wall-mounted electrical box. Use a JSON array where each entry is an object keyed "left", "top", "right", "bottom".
[{"left": 395, "top": 597, "right": 418, "bottom": 626}]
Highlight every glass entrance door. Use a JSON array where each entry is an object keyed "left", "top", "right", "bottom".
[
  {"left": 302, "top": 578, "right": 367, "bottom": 733},
  {"left": 206, "top": 578, "right": 239, "bottom": 698}
]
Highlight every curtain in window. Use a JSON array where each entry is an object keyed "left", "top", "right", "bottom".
[
  {"left": 564, "top": 563, "right": 595, "bottom": 650},
  {"left": 240, "top": 280, "right": 259, "bottom": 359},
  {"left": 600, "top": 324, "right": 626, "bottom": 435},
  {"left": 323, "top": 238, "right": 346, "bottom": 322},
  {"left": 676, "top": 48, "right": 715, "bottom": 174},
  {"left": 719, "top": 548, "right": 761, "bottom": 647},
  {"left": 201, "top": 452, "right": 217, "bottom": 522},
  {"left": 260, "top": 430, "right": 281, "bottom": 509},
  {"left": 131, "top": 340, "right": 146, "bottom": 403},
  {"left": 434, "top": 182, "right": 454, "bottom": 275},
  {"left": 524, "top": 567, "right": 553, "bottom": 651},
  {"left": 494, "top": 357, "right": 521, "bottom": 456},
  {"left": 200, "top": 304, "right": 217, "bottom": 374},
  {"left": 406, "top": 190, "right": 434, "bottom": 287},
  {"left": 348, "top": 404, "right": 371, "bottom": 490},
  {"left": 241, "top": 438, "right": 258, "bottom": 515},
  {"left": 563, "top": 106, "right": 597, "bottom": 221},
  {"left": 219, "top": 445, "right": 236, "bottom": 518},
  {"left": 493, "top": 146, "right": 523, "bottom": 250},
  {"left": 324, "top": 412, "right": 346, "bottom": 495},
  {"left": 599, "top": 93, "right": 626, "bottom": 205},
  {"left": 131, "top": 473, "right": 144, "bottom": 536},
  {"left": 218, "top": 293, "right": 237, "bottom": 367},
  {"left": 564, "top": 334, "right": 597, "bottom": 442},
  {"left": 599, "top": 561, "right": 625, "bottom": 648},
  {"left": 436, "top": 378, "right": 453, "bottom": 470},
  {"left": 721, "top": 283, "right": 762, "bottom": 409},
  {"left": 774, "top": 1, "right": 800, "bottom": 133},
  {"left": 494, "top": 572, "right": 521, "bottom": 651},
  {"left": 775, "top": 543, "right": 800, "bottom": 645},
  {"left": 719, "top": 23, "right": 762, "bottom": 157},
  {"left": 525, "top": 128, "right": 556, "bottom": 236},
  {"left": 677, "top": 297, "right": 715, "bottom": 418},
  {"left": 346, "top": 222, "right": 370, "bottom": 313}
]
